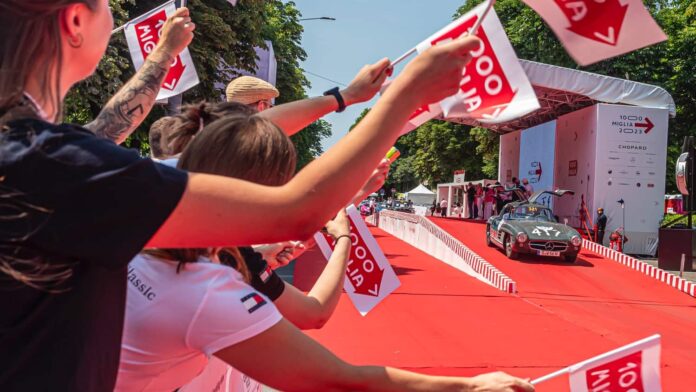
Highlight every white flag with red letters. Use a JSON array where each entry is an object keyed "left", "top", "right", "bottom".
[
  {"left": 568, "top": 335, "right": 661, "bottom": 391},
  {"left": 522, "top": 0, "right": 667, "bottom": 66},
  {"left": 123, "top": 1, "right": 199, "bottom": 100},
  {"left": 314, "top": 205, "right": 400, "bottom": 316},
  {"left": 415, "top": 2, "right": 539, "bottom": 124}
]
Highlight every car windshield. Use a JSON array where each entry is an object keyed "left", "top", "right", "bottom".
[{"left": 510, "top": 205, "right": 554, "bottom": 222}]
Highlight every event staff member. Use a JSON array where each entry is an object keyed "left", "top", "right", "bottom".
[
  {"left": 467, "top": 182, "right": 476, "bottom": 218},
  {"left": 1, "top": 2, "right": 508, "bottom": 390},
  {"left": 595, "top": 208, "right": 608, "bottom": 244},
  {"left": 440, "top": 198, "right": 448, "bottom": 217},
  {"left": 510, "top": 178, "right": 522, "bottom": 201}
]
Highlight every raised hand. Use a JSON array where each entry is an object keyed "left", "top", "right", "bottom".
[
  {"left": 341, "top": 58, "right": 392, "bottom": 106},
  {"left": 385, "top": 35, "right": 481, "bottom": 110},
  {"left": 324, "top": 210, "right": 351, "bottom": 241},
  {"left": 156, "top": 7, "right": 196, "bottom": 58}
]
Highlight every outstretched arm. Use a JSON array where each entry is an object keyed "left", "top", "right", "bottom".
[
  {"left": 260, "top": 64, "right": 389, "bottom": 136},
  {"left": 148, "top": 36, "right": 482, "bottom": 249},
  {"left": 85, "top": 8, "right": 195, "bottom": 144},
  {"left": 273, "top": 210, "right": 351, "bottom": 330},
  {"left": 215, "top": 319, "right": 534, "bottom": 392}
]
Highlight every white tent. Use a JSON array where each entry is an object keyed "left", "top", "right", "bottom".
[{"left": 405, "top": 184, "right": 436, "bottom": 206}]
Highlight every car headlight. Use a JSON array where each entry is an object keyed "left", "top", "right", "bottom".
[
  {"left": 571, "top": 236, "right": 581, "bottom": 246},
  {"left": 516, "top": 232, "right": 528, "bottom": 243}
]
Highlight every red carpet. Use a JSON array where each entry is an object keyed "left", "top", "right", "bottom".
[
  {"left": 294, "top": 227, "right": 637, "bottom": 391},
  {"left": 430, "top": 217, "right": 696, "bottom": 391}
]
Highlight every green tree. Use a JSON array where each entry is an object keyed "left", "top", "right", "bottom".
[
  {"left": 65, "top": 0, "right": 331, "bottom": 165},
  {"left": 455, "top": 0, "right": 696, "bottom": 192}
]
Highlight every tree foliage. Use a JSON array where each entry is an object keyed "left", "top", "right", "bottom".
[
  {"left": 65, "top": 0, "right": 331, "bottom": 168},
  {"left": 350, "top": 1, "right": 694, "bottom": 192},
  {"left": 455, "top": 0, "right": 695, "bottom": 192}
]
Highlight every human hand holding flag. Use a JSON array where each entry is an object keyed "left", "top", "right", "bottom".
[
  {"left": 532, "top": 334, "right": 662, "bottom": 391},
  {"left": 414, "top": 2, "right": 540, "bottom": 124},
  {"left": 122, "top": 1, "right": 200, "bottom": 100}
]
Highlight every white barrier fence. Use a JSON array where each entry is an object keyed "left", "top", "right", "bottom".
[
  {"left": 368, "top": 211, "right": 517, "bottom": 294},
  {"left": 583, "top": 239, "right": 696, "bottom": 298}
]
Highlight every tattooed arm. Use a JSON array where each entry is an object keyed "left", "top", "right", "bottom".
[
  {"left": 85, "top": 8, "right": 196, "bottom": 144},
  {"left": 85, "top": 51, "right": 172, "bottom": 144}
]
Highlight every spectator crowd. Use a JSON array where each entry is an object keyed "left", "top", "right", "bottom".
[{"left": 0, "top": 2, "right": 534, "bottom": 392}]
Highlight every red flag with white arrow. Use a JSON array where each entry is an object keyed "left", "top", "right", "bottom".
[
  {"left": 123, "top": 1, "right": 200, "bottom": 100},
  {"left": 522, "top": 0, "right": 667, "bottom": 66},
  {"left": 415, "top": 2, "right": 539, "bottom": 124},
  {"left": 314, "top": 205, "right": 401, "bottom": 316}
]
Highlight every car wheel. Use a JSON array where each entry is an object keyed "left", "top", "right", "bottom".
[
  {"left": 486, "top": 226, "right": 493, "bottom": 247},
  {"left": 504, "top": 235, "right": 519, "bottom": 260},
  {"left": 564, "top": 254, "right": 577, "bottom": 263}
]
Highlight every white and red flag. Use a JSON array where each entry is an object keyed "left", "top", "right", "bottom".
[
  {"left": 124, "top": 1, "right": 200, "bottom": 100},
  {"left": 522, "top": 0, "right": 667, "bottom": 66},
  {"left": 314, "top": 205, "right": 401, "bottom": 316},
  {"left": 533, "top": 334, "right": 662, "bottom": 391},
  {"left": 415, "top": 2, "right": 539, "bottom": 124}
]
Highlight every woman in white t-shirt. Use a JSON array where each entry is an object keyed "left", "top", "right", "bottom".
[{"left": 117, "top": 112, "right": 534, "bottom": 392}]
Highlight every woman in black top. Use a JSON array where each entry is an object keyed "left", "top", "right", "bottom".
[{"left": 0, "top": 1, "right": 526, "bottom": 391}]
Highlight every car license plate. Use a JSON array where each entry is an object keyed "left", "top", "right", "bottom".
[{"left": 538, "top": 250, "right": 560, "bottom": 257}]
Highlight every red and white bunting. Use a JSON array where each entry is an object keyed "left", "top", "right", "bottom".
[
  {"left": 124, "top": 1, "right": 200, "bottom": 100},
  {"left": 415, "top": 2, "right": 539, "bottom": 124},
  {"left": 314, "top": 205, "right": 401, "bottom": 316},
  {"left": 522, "top": 0, "right": 667, "bottom": 66}
]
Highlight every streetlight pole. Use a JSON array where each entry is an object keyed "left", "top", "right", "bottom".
[{"left": 299, "top": 17, "right": 336, "bottom": 21}]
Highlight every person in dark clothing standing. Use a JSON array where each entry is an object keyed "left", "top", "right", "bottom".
[
  {"left": 595, "top": 208, "right": 608, "bottom": 244},
  {"left": 509, "top": 177, "right": 522, "bottom": 202},
  {"left": 466, "top": 183, "right": 476, "bottom": 219}
]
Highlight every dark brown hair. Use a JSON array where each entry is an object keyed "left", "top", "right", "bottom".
[
  {"left": 148, "top": 116, "right": 180, "bottom": 159},
  {"left": 150, "top": 101, "right": 258, "bottom": 159},
  {"left": 146, "top": 106, "right": 297, "bottom": 281},
  {"left": 0, "top": 1, "right": 97, "bottom": 125}
]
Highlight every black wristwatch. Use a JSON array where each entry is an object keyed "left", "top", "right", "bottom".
[{"left": 323, "top": 87, "right": 346, "bottom": 113}]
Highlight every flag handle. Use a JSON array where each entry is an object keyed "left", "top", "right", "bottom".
[
  {"left": 389, "top": 48, "right": 417, "bottom": 70},
  {"left": 110, "top": 0, "right": 176, "bottom": 36},
  {"left": 530, "top": 367, "right": 571, "bottom": 385},
  {"left": 388, "top": 0, "right": 496, "bottom": 69}
]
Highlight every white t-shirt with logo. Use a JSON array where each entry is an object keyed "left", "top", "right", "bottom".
[{"left": 115, "top": 254, "right": 282, "bottom": 392}]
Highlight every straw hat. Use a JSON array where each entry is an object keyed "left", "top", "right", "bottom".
[{"left": 225, "top": 76, "right": 279, "bottom": 104}]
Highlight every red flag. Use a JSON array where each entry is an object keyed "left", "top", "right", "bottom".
[
  {"left": 313, "top": 205, "right": 401, "bottom": 316},
  {"left": 534, "top": 335, "right": 662, "bottom": 391},
  {"left": 415, "top": 2, "right": 539, "bottom": 124},
  {"left": 522, "top": 0, "right": 667, "bottom": 66},
  {"left": 123, "top": 1, "right": 200, "bottom": 100}
]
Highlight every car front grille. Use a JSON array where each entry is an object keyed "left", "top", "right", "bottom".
[{"left": 529, "top": 241, "right": 568, "bottom": 252}]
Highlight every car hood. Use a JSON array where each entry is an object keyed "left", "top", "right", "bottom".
[{"left": 509, "top": 220, "right": 579, "bottom": 240}]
